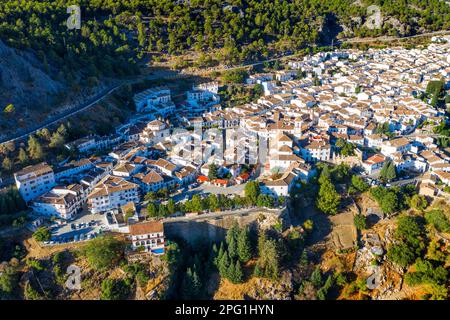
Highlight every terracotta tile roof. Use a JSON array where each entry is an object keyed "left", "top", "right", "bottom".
[
  {"left": 15, "top": 162, "right": 53, "bottom": 177},
  {"left": 129, "top": 221, "right": 163, "bottom": 236}
]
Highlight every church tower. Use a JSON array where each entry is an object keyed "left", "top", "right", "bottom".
[{"left": 295, "top": 116, "right": 303, "bottom": 136}]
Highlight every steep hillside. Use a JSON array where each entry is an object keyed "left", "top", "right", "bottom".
[{"left": 0, "top": 40, "right": 63, "bottom": 114}]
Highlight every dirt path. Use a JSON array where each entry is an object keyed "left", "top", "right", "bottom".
[{"left": 24, "top": 237, "right": 86, "bottom": 260}]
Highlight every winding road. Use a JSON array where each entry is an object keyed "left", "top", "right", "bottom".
[
  {"left": 0, "top": 70, "right": 188, "bottom": 145},
  {"left": 1, "top": 29, "right": 449, "bottom": 147}
]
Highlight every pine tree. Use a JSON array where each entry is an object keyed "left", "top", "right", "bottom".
[
  {"left": 49, "top": 132, "right": 65, "bottom": 149},
  {"left": 18, "top": 148, "right": 28, "bottom": 164},
  {"left": 226, "top": 259, "right": 236, "bottom": 282},
  {"left": 244, "top": 181, "right": 260, "bottom": 205},
  {"left": 228, "top": 235, "right": 237, "bottom": 259},
  {"left": 147, "top": 203, "right": 158, "bottom": 217},
  {"left": 318, "top": 165, "right": 331, "bottom": 184},
  {"left": 299, "top": 250, "right": 308, "bottom": 267},
  {"left": 310, "top": 267, "right": 323, "bottom": 288},
  {"left": 27, "top": 135, "right": 43, "bottom": 161},
  {"left": 212, "top": 243, "right": 218, "bottom": 263},
  {"left": 380, "top": 161, "right": 396, "bottom": 181},
  {"left": 253, "top": 263, "right": 263, "bottom": 277},
  {"left": 237, "top": 226, "right": 252, "bottom": 263},
  {"left": 191, "top": 195, "right": 203, "bottom": 212},
  {"left": 191, "top": 269, "right": 202, "bottom": 298},
  {"left": 181, "top": 268, "right": 194, "bottom": 299},
  {"left": 385, "top": 161, "right": 397, "bottom": 181},
  {"left": 208, "top": 163, "right": 218, "bottom": 180},
  {"left": 36, "top": 128, "right": 51, "bottom": 142},
  {"left": 167, "top": 199, "right": 175, "bottom": 214},
  {"left": 218, "top": 250, "right": 230, "bottom": 277},
  {"left": 2, "top": 157, "right": 12, "bottom": 171},
  {"left": 158, "top": 204, "right": 168, "bottom": 217},
  {"left": 262, "top": 239, "right": 279, "bottom": 280},
  {"left": 232, "top": 260, "right": 244, "bottom": 284},
  {"left": 226, "top": 221, "right": 239, "bottom": 258},
  {"left": 257, "top": 229, "right": 267, "bottom": 257},
  {"left": 208, "top": 193, "right": 219, "bottom": 211},
  {"left": 215, "top": 242, "right": 225, "bottom": 266}
]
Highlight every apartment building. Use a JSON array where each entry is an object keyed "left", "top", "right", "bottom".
[
  {"left": 14, "top": 162, "right": 56, "bottom": 202},
  {"left": 30, "top": 184, "right": 85, "bottom": 220},
  {"left": 87, "top": 175, "right": 140, "bottom": 213}
]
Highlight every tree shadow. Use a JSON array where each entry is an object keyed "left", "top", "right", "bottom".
[
  {"left": 318, "top": 13, "right": 344, "bottom": 46},
  {"left": 289, "top": 204, "right": 332, "bottom": 247}
]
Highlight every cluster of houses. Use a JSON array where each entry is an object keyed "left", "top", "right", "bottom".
[{"left": 11, "top": 41, "right": 450, "bottom": 254}]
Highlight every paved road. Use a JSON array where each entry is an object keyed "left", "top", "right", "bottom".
[
  {"left": 405, "top": 133, "right": 448, "bottom": 139},
  {"left": 0, "top": 86, "right": 120, "bottom": 145},
  {"left": 192, "top": 30, "right": 450, "bottom": 76},
  {"left": 164, "top": 206, "right": 282, "bottom": 223},
  {"left": 0, "top": 70, "right": 189, "bottom": 146},
  {"left": 389, "top": 177, "right": 420, "bottom": 187},
  {"left": 2, "top": 29, "right": 448, "bottom": 146},
  {"left": 343, "top": 30, "right": 450, "bottom": 44},
  {"left": 171, "top": 183, "right": 247, "bottom": 203}
]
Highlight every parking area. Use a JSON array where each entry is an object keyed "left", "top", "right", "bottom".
[
  {"left": 46, "top": 212, "right": 106, "bottom": 245},
  {"left": 172, "top": 182, "right": 247, "bottom": 202}
]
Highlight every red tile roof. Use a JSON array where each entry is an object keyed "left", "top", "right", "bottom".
[{"left": 197, "top": 175, "right": 209, "bottom": 182}]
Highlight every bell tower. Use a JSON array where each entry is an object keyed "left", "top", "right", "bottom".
[{"left": 295, "top": 116, "right": 303, "bottom": 136}]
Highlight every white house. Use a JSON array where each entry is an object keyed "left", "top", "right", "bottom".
[
  {"left": 129, "top": 221, "right": 165, "bottom": 254},
  {"left": 133, "top": 86, "right": 175, "bottom": 116},
  {"left": 362, "top": 154, "right": 386, "bottom": 175},
  {"left": 300, "top": 141, "right": 331, "bottom": 163},
  {"left": 380, "top": 137, "right": 411, "bottom": 157}
]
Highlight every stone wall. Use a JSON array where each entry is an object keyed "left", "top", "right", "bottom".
[{"left": 163, "top": 209, "right": 286, "bottom": 245}]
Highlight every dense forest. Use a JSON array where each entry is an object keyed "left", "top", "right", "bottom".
[{"left": 0, "top": 0, "right": 449, "bottom": 78}]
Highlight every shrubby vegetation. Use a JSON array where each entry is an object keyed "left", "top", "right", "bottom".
[
  {"left": 335, "top": 138, "right": 355, "bottom": 157},
  {"left": 369, "top": 185, "right": 417, "bottom": 215},
  {"left": 0, "top": 187, "right": 27, "bottom": 216},
  {"left": 316, "top": 165, "right": 341, "bottom": 215},
  {"left": 146, "top": 180, "right": 281, "bottom": 218},
  {"left": 100, "top": 278, "right": 133, "bottom": 300},
  {"left": 387, "top": 215, "right": 426, "bottom": 268},
  {"left": 81, "top": 236, "right": 125, "bottom": 270},
  {"left": 349, "top": 175, "right": 369, "bottom": 194},
  {"left": 0, "top": 187, "right": 28, "bottom": 227},
  {"left": 0, "top": 264, "right": 19, "bottom": 298},
  {"left": 353, "top": 214, "right": 367, "bottom": 231},
  {"left": 32, "top": 227, "right": 52, "bottom": 242},
  {"left": 424, "top": 209, "right": 449, "bottom": 233},
  {"left": 1, "top": 0, "right": 448, "bottom": 84}
]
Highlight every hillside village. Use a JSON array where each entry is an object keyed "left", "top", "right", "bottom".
[{"left": 0, "top": 38, "right": 449, "bottom": 300}]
